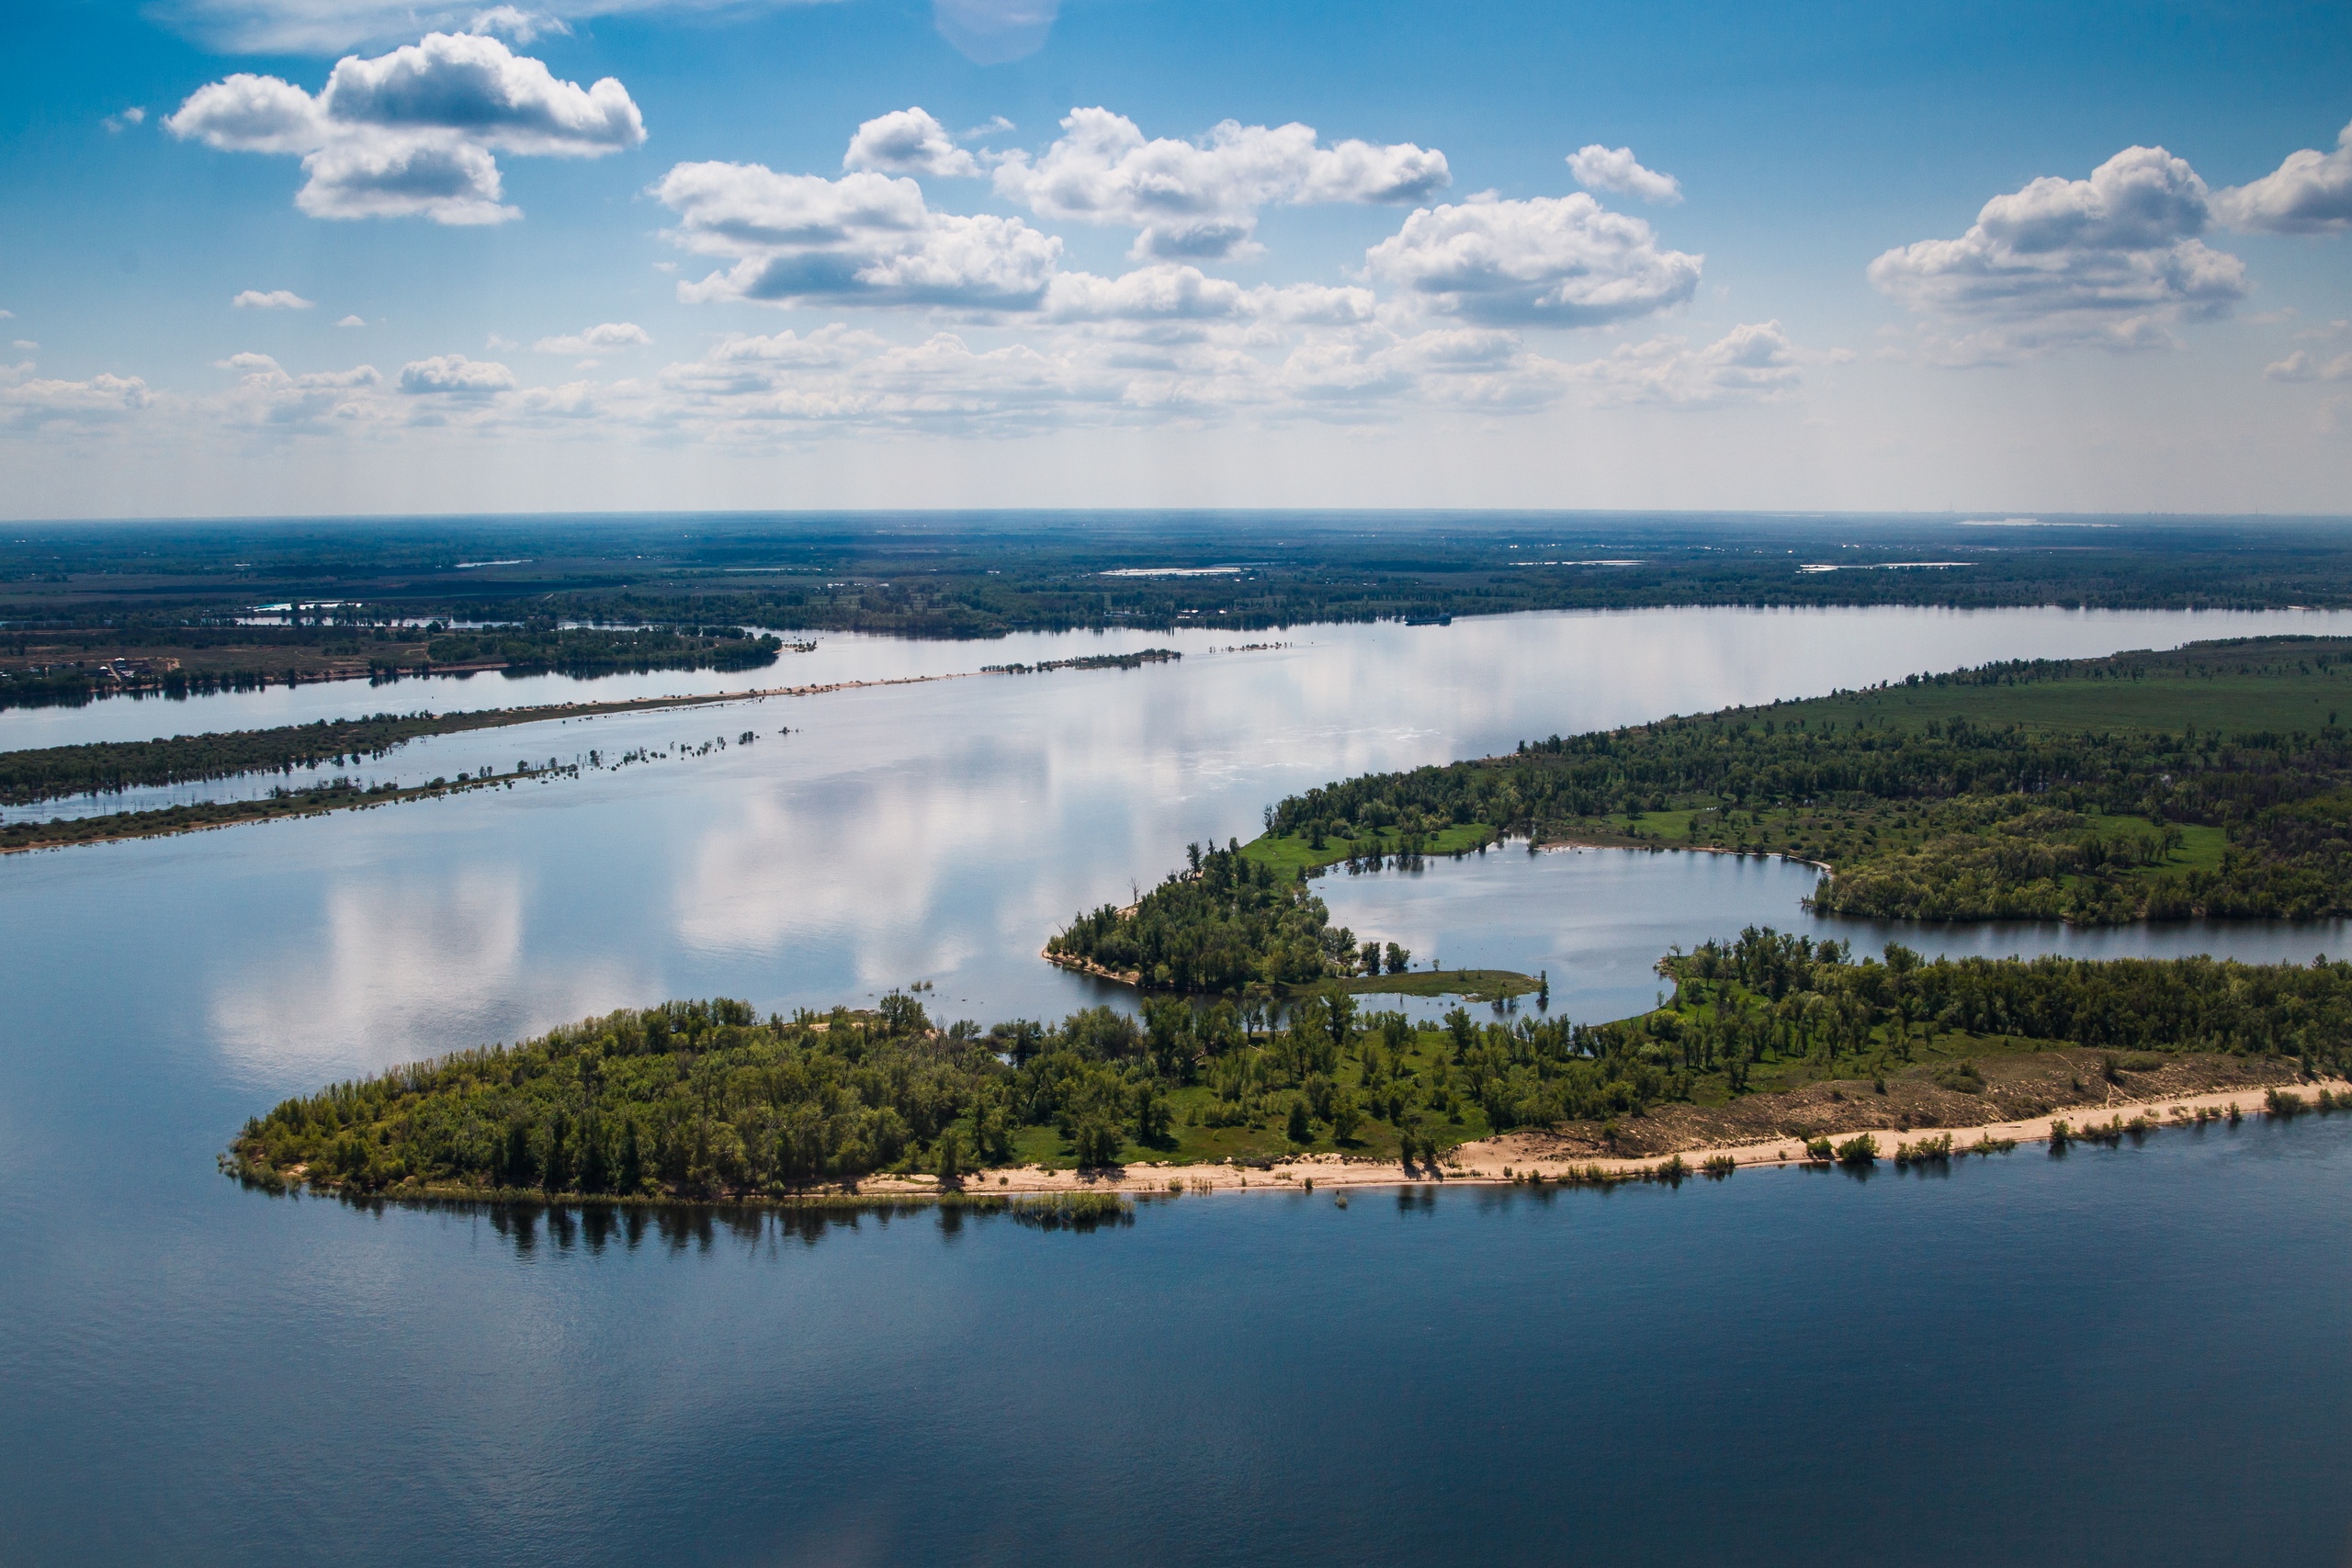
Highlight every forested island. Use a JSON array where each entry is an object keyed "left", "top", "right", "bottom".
[
  {"left": 0, "top": 621, "right": 786, "bottom": 709},
  {"left": 216, "top": 634, "right": 2352, "bottom": 1204},
  {"left": 226, "top": 930, "right": 2344, "bottom": 1203}
]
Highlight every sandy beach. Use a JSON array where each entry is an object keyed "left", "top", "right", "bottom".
[{"left": 856, "top": 1077, "right": 2352, "bottom": 1197}]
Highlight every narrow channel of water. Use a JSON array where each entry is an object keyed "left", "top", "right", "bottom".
[{"left": 1317, "top": 845, "right": 2352, "bottom": 1023}]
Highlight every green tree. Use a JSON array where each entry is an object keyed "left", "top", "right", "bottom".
[{"left": 1072, "top": 1114, "right": 1125, "bottom": 1168}]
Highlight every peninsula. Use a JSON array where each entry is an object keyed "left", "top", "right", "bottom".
[{"left": 227, "top": 932, "right": 2348, "bottom": 1205}]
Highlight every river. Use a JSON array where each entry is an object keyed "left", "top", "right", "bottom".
[{"left": 3, "top": 603, "right": 2348, "bottom": 1564}]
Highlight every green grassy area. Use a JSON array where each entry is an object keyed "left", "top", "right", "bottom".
[
  {"left": 1765, "top": 638, "right": 2352, "bottom": 739},
  {"left": 1240, "top": 820, "right": 1495, "bottom": 876},
  {"left": 1335, "top": 969, "right": 1540, "bottom": 1001}
]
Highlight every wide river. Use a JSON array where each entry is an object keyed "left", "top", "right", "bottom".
[{"left": 4, "top": 604, "right": 2350, "bottom": 1564}]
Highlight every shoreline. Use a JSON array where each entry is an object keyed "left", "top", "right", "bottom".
[
  {"left": 247, "top": 1077, "right": 2351, "bottom": 1213},
  {"left": 1530, "top": 833, "right": 1836, "bottom": 876},
  {"left": 859, "top": 1077, "right": 2352, "bottom": 1196}
]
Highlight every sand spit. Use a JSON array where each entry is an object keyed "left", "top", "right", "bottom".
[{"left": 852, "top": 1078, "right": 2352, "bottom": 1198}]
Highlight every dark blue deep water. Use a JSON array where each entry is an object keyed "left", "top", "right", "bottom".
[
  {"left": 5, "top": 607, "right": 2351, "bottom": 1564},
  {"left": 6, "top": 1122, "right": 2349, "bottom": 1565}
]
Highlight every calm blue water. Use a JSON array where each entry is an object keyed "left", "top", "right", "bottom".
[
  {"left": 5, "top": 604, "right": 2351, "bottom": 1565},
  {"left": 5, "top": 1117, "right": 2347, "bottom": 1565},
  {"left": 1318, "top": 846, "right": 2352, "bottom": 1024}
]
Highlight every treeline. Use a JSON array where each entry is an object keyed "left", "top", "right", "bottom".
[
  {"left": 0, "top": 623, "right": 783, "bottom": 708},
  {"left": 1643, "top": 926, "right": 2352, "bottom": 1086},
  {"left": 28, "top": 516, "right": 2352, "bottom": 651},
  {"left": 981, "top": 649, "right": 1181, "bottom": 674},
  {"left": 420, "top": 625, "right": 782, "bottom": 673},
  {"left": 227, "top": 985, "right": 1672, "bottom": 1199},
  {"left": 0, "top": 686, "right": 782, "bottom": 806},
  {"left": 1047, "top": 840, "right": 1366, "bottom": 991},
  {"left": 226, "top": 933, "right": 2350, "bottom": 1202},
  {"left": 1261, "top": 674, "right": 2352, "bottom": 926},
  {"left": 1, "top": 711, "right": 470, "bottom": 804}
]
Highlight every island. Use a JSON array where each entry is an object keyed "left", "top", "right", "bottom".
[
  {"left": 223, "top": 634, "right": 2352, "bottom": 1207},
  {"left": 225, "top": 933, "right": 2347, "bottom": 1207}
]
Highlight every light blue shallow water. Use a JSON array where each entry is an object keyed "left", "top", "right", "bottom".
[{"left": 4, "top": 604, "right": 2350, "bottom": 1565}]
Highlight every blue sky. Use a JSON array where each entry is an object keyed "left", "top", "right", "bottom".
[{"left": 4, "top": 0, "right": 2350, "bottom": 517}]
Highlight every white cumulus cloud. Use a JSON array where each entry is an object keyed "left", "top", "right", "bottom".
[
  {"left": 1869, "top": 145, "right": 2246, "bottom": 363},
  {"left": 2266, "top": 349, "right": 2352, "bottom": 383},
  {"left": 468, "top": 5, "right": 569, "bottom": 42},
  {"left": 233, "top": 288, "right": 316, "bottom": 309},
  {"left": 656, "top": 162, "right": 1062, "bottom": 310},
  {"left": 217, "top": 353, "right": 386, "bottom": 427},
  {"left": 1563, "top": 320, "right": 1807, "bottom": 407},
  {"left": 166, "top": 31, "right": 644, "bottom": 224},
  {"left": 991, "top": 107, "right": 1450, "bottom": 261},
  {"left": 398, "top": 353, "right": 516, "bottom": 393},
  {"left": 844, "top": 107, "right": 983, "bottom": 179},
  {"left": 534, "top": 321, "right": 652, "bottom": 353},
  {"left": 1, "top": 360, "right": 154, "bottom": 427},
  {"left": 1364, "top": 192, "right": 1702, "bottom": 327},
  {"left": 2216, "top": 118, "right": 2352, "bottom": 234},
  {"left": 1566, "top": 144, "right": 1680, "bottom": 204},
  {"left": 336, "top": 314, "right": 368, "bottom": 326}
]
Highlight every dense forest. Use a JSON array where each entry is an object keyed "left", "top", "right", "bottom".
[
  {"left": 1047, "top": 840, "right": 1369, "bottom": 990},
  {"left": 1045, "top": 638, "right": 2352, "bottom": 994},
  {"left": 1272, "top": 638, "right": 2352, "bottom": 922},
  {"left": 0, "top": 709, "right": 523, "bottom": 804},
  {"left": 1641, "top": 927, "right": 2352, "bottom": 1090},
  {"left": 228, "top": 931, "right": 2346, "bottom": 1201}
]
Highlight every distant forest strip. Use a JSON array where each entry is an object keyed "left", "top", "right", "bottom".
[
  {"left": 0, "top": 681, "right": 819, "bottom": 804},
  {"left": 0, "top": 655, "right": 1191, "bottom": 835},
  {"left": 225, "top": 932, "right": 2348, "bottom": 1203},
  {"left": 980, "top": 649, "right": 1180, "bottom": 674},
  {"left": 0, "top": 771, "right": 546, "bottom": 852},
  {"left": 15, "top": 514, "right": 2352, "bottom": 647},
  {"left": 0, "top": 623, "right": 786, "bottom": 710}
]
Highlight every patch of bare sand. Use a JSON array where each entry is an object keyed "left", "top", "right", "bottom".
[{"left": 852, "top": 1068, "right": 2349, "bottom": 1198}]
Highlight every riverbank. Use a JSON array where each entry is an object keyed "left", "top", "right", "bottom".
[{"left": 847, "top": 1077, "right": 2352, "bottom": 1196}]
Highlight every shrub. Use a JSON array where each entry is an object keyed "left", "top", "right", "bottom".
[
  {"left": 1895, "top": 1133, "right": 1952, "bottom": 1166},
  {"left": 1011, "top": 1191, "right": 1132, "bottom": 1230},
  {"left": 1835, "top": 1134, "right": 1879, "bottom": 1166},
  {"left": 1934, "top": 1060, "right": 1985, "bottom": 1095},
  {"left": 1702, "top": 1155, "right": 1737, "bottom": 1179}
]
